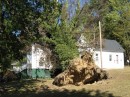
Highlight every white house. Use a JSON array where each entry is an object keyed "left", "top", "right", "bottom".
[
  {"left": 29, "top": 44, "right": 52, "bottom": 70},
  {"left": 11, "top": 43, "right": 53, "bottom": 79},
  {"left": 26, "top": 43, "right": 52, "bottom": 78},
  {"left": 93, "top": 39, "right": 124, "bottom": 69},
  {"left": 77, "top": 34, "right": 125, "bottom": 69},
  {"left": 12, "top": 43, "right": 52, "bottom": 78},
  {"left": 77, "top": 34, "right": 94, "bottom": 55}
]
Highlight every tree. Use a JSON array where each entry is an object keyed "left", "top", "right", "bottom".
[
  {"left": 70, "top": 0, "right": 130, "bottom": 61},
  {"left": 0, "top": 0, "right": 79, "bottom": 70},
  {"left": 0, "top": 0, "right": 62, "bottom": 70},
  {"left": 68, "top": 0, "right": 108, "bottom": 48},
  {"left": 50, "top": 0, "right": 79, "bottom": 70},
  {"left": 104, "top": 0, "right": 130, "bottom": 61}
]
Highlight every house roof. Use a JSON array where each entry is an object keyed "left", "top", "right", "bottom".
[{"left": 95, "top": 39, "right": 125, "bottom": 52}]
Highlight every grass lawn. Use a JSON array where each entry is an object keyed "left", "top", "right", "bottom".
[{"left": 0, "top": 66, "right": 130, "bottom": 97}]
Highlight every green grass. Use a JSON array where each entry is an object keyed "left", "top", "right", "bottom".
[{"left": 1, "top": 66, "right": 130, "bottom": 97}]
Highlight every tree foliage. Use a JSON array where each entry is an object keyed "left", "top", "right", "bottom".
[
  {"left": 71, "top": 0, "right": 130, "bottom": 60},
  {"left": 51, "top": 1, "right": 79, "bottom": 69},
  {"left": 1, "top": 0, "right": 130, "bottom": 70},
  {"left": 0, "top": 0, "right": 78, "bottom": 70},
  {"left": 0, "top": 0, "right": 62, "bottom": 69},
  {"left": 104, "top": 0, "right": 130, "bottom": 60}
]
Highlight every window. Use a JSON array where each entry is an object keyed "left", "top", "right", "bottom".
[
  {"left": 109, "top": 54, "right": 112, "bottom": 61},
  {"left": 116, "top": 55, "right": 119, "bottom": 64},
  {"left": 39, "top": 57, "right": 46, "bottom": 66},
  {"left": 95, "top": 53, "right": 98, "bottom": 61}
]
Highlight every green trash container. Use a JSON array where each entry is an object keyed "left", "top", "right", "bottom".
[
  {"left": 31, "top": 69, "right": 51, "bottom": 79},
  {"left": 44, "top": 69, "right": 51, "bottom": 78}
]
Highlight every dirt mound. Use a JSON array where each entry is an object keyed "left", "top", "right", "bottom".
[{"left": 53, "top": 51, "right": 108, "bottom": 86}]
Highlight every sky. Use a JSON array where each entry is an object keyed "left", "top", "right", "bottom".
[
  {"left": 80, "top": 0, "right": 90, "bottom": 8},
  {"left": 67, "top": 0, "right": 90, "bottom": 19}
]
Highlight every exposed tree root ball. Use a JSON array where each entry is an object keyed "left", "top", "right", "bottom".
[{"left": 53, "top": 51, "right": 108, "bottom": 86}]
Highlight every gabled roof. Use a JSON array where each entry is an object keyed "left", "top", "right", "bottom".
[{"left": 95, "top": 39, "right": 125, "bottom": 52}]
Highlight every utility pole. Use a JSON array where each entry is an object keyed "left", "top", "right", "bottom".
[
  {"left": 99, "top": 21, "right": 103, "bottom": 68},
  {"left": 93, "top": 32, "right": 96, "bottom": 48}
]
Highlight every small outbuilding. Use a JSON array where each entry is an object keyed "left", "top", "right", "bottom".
[
  {"left": 93, "top": 39, "right": 125, "bottom": 69},
  {"left": 12, "top": 43, "right": 52, "bottom": 79},
  {"left": 26, "top": 43, "right": 52, "bottom": 78},
  {"left": 77, "top": 34, "right": 125, "bottom": 69}
]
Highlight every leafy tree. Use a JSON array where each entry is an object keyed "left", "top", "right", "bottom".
[
  {"left": 71, "top": 0, "right": 130, "bottom": 61},
  {"left": 49, "top": 1, "right": 79, "bottom": 70},
  {"left": 0, "top": 0, "right": 79, "bottom": 70},
  {"left": 104, "top": 0, "right": 130, "bottom": 61},
  {"left": 0, "top": 0, "right": 62, "bottom": 70}
]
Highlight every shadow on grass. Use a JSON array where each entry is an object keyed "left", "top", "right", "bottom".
[{"left": 0, "top": 79, "right": 120, "bottom": 97}]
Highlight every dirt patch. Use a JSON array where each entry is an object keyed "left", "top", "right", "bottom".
[{"left": 0, "top": 67, "right": 130, "bottom": 97}]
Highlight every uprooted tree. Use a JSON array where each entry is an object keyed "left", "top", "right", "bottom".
[{"left": 53, "top": 51, "right": 108, "bottom": 86}]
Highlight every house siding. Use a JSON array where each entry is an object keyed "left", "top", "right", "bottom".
[
  {"left": 77, "top": 35, "right": 125, "bottom": 69},
  {"left": 93, "top": 51, "right": 124, "bottom": 69},
  {"left": 31, "top": 45, "right": 52, "bottom": 69},
  {"left": 25, "top": 44, "right": 52, "bottom": 79}
]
